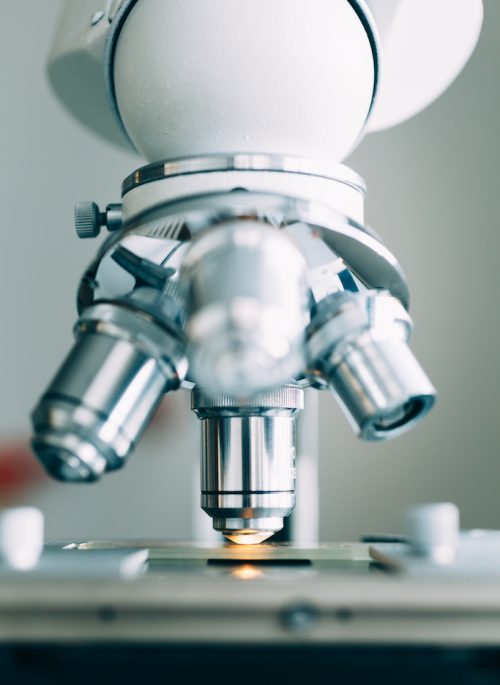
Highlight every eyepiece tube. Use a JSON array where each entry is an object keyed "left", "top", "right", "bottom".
[
  {"left": 31, "top": 302, "right": 187, "bottom": 482},
  {"left": 192, "top": 384, "right": 304, "bottom": 544},
  {"left": 307, "top": 291, "right": 436, "bottom": 440}
]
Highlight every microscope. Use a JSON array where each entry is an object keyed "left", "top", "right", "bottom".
[{"left": 30, "top": 0, "right": 483, "bottom": 545}]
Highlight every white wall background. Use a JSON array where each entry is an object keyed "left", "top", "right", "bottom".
[{"left": 0, "top": 0, "right": 498, "bottom": 542}]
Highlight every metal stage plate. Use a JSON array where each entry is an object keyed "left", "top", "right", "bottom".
[{"left": 1, "top": 541, "right": 500, "bottom": 647}]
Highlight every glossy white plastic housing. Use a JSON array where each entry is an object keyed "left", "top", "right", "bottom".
[
  {"left": 366, "top": 0, "right": 483, "bottom": 131},
  {"left": 113, "top": 0, "right": 375, "bottom": 163},
  {"left": 47, "top": 1, "right": 483, "bottom": 152},
  {"left": 0, "top": 507, "right": 44, "bottom": 571},
  {"left": 405, "top": 502, "right": 460, "bottom": 565}
]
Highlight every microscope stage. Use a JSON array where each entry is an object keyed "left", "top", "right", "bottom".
[{"left": 1, "top": 540, "right": 500, "bottom": 646}]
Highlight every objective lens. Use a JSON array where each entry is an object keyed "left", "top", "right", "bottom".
[
  {"left": 192, "top": 384, "right": 304, "bottom": 544},
  {"left": 181, "top": 221, "right": 308, "bottom": 397},
  {"left": 224, "top": 531, "right": 277, "bottom": 546},
  {"left": 331, "top": 334, "right": 435, "bottom": 440},
  {"left": 307, "top": 291, "right": 436, "bottom": 441},
  {"left": 31, "top": 302, "right": 187, "bottom": 482},
  {"left": 372, "top": 398, "right": 425, "bottom": 432}
]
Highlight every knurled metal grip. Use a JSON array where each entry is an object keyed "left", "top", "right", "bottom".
[
  {"left": 192, "top": 384, "right": 304, "bottom": 416},
  {"left": 74, "top": 202, "right": 122, "bottom": 238},
  {"left": 74, "top": 201, "right": 101, "bottom": 239}
]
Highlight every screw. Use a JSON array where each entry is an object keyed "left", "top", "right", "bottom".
[
  {"left": 280, "top": 604, "right": 319, "bottom": 633},
  {"left": 90, "top": 10, "right": 105, "bottom": 26},
  {"left": 74, "top": 202, "right": 122, "bottom": 239}
]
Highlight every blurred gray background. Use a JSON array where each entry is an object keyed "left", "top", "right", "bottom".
[{"left": 0, "top": 0, "right": 498, "bottom": 542}]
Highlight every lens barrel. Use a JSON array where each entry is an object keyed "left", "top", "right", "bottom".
[
  {"left": 192, "top": 384, "right": 303, "bottom": 543},
  {"left": 31, "top": 302, "right": 187, "bottom": 482},
  {"left": 307, "top": 291, "right": 436, "bottom": 440}
]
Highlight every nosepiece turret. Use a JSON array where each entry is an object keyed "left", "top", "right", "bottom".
[{"left": 30, "top": 154, "right": 435, "bottom": 543}]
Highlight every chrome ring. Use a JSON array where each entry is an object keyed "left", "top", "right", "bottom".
[{"left": 121, "top": 154, "right": 367, "bottom": 197}]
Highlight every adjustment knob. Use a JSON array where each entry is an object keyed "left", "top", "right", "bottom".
[
  {"left": 75, "top": 201, "right": 102, "bottom": 239},
  {"left": 75, "top": 202, "right": 122, "bottom": 239},
  {"left": 405, "top": 502, "right": 460, "bottom": 565}
]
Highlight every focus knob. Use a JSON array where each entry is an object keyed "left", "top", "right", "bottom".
[
  {"left": 75, "top": 201, "right": 101, "bottom": 239},
  {"left": 75, "top": 202, "right": 122, "bottom": 239}
]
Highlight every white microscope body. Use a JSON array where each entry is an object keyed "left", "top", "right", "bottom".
[{"left": 31, "top": 0, "right": 483, "bottom": 543}]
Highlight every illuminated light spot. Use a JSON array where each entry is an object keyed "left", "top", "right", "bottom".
[
  {"left": 223, "top": 530, "right": 274, "bottom": 545},
  {"left": 231, "top": 564, "right": 263, "bottom": 580}
]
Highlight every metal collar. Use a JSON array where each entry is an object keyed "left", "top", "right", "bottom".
[{"left": 121, "top": 154, "right": 367, "bottom": 197}]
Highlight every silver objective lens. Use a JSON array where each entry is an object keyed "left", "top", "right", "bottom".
[
  {"left": 181, "top": 221, "right": 308, "bottom": 397},
  {"left": 31, "top": 302, "right": 187, "bottom": 482},
  {"left": 307, "top": 291, "right": 436, "bottom": 440},
  {"left": 192, "top": 384, "right": 304, "bottom": 544}
]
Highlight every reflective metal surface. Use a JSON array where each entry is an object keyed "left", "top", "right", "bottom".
[
  {"left": 32, "top": 301, "right": 187, "bottom": 482},
  {"left": 193, "top": 385, "right": 303, "bottom": 542},
  {"left": 118, "top": 190, "right": 410, "bottom": 308},
  {"left": 122, "top": 154, "right": 367, "bottom": 196},
  {"left": 182, "top": 221, "right": 308, "bottom": 396},
  {"left": 307, "top": 291, "right": 436, "bottom": 440},
  {"left": 31, "top": 155, "right": 434, "bottom": 535}
]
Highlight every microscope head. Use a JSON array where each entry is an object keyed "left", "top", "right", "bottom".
[
  {"left": 33, "top": 0, "right": 483, "bottom": 542},
  {"left": 110, "top": 0, "right": 374, "bottom": 163},
  {"left": 48, "top": 0, "right": 483, "bottom": 162}
]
